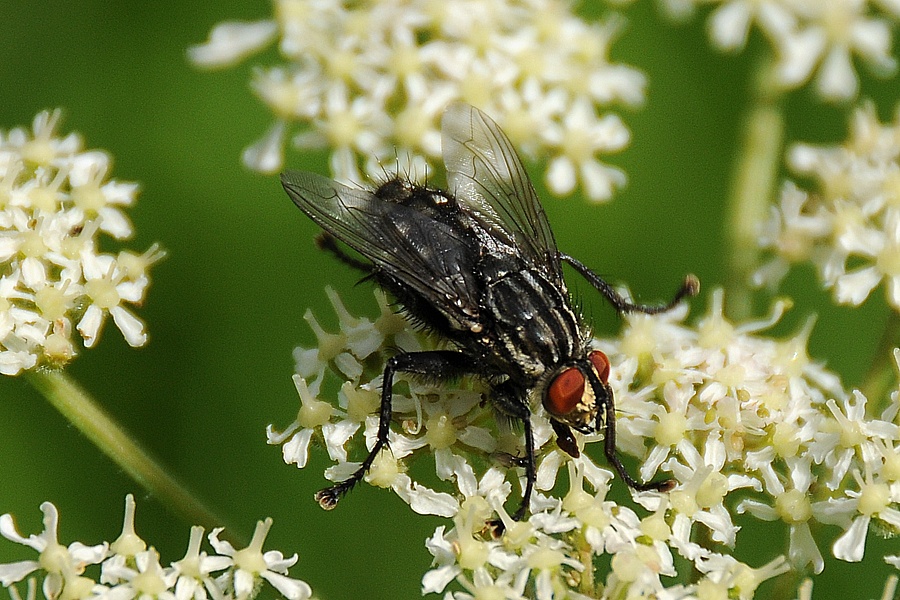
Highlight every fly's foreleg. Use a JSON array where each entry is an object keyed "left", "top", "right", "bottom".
[
  {"left": 586, "top": 369, "right": 675, "bottom": 493},
  {"left": 560, "top": 253, "right": 699, "bottom": 315},
  {"left": 314, "top": 350, "right": 475, "bottom": 510}
]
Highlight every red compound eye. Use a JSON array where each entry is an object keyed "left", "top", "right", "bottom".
[
  {"left": 546, "top": 367, "right": 585, "bottom": 416},
  {"left": 589, "top": 350, "right": 610, "bottom": 382}
]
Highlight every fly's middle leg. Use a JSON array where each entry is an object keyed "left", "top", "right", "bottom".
[{"left": 314, "top": 350, "right": 475, "bottom": 510}]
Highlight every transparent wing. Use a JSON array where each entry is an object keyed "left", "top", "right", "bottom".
[
  {"left": 441, "top": 103, "right": 562, "bottom": 282},
  {"left": 281, "top": 170, "right": 482, "bottom": 326}
]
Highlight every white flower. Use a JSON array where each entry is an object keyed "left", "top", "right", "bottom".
[
  {"left": 282, "top": 286, "right": 865, "bottom": 597},
  {"left": 192, "top": 0, "right": 647, "bottom": 201},
  {"left": 659, "top": 0, "right": 900, "bottom": 100},
  {"left": 77, "top": 251, "right": 150, "bottom": 348},
  {"left": 171, "top": 527, "right": 232, "bottom": 600},
  {"left": 604, "top": 288, "right": 900, "bottom": 571},
  {"left": 0, "top": 498, "right": 313, "bottom": 600},
  {"left": 242, "top": 120, "right": 286, "bottom": 174},
  {"left": 757, "top": 103, "right": 900, "bottom": 310},
  {"left": 0, "top": 110, "right": 163, "bottom": 372},
  {"left": 187, "top": 20, "right": 277, "bottom": 69},
  {"left": 208, "top": 519, "right": 311, "bottom": 600},
  {"left": 0, "top": 502, "right": 107, "bottom": 595},
  {"left": 831, "top": 467, "right": 900, "bottom": 562},
  {"left": 266, "top": 374, "right": 337, "bottom": 468},
  {"left": 542, "top": 98, "right": 629, "bottom": 202},
  {"left": 707, "top": 0, "right": 797, "bottom": 52},
  {"left": 97, "top": 548, "right": 177, "bottom": 600},
  {"left": 777, "top": 0, "right": 897, "bottom": 101}
]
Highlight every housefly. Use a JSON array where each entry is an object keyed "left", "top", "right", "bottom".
[{"left": 281, "top": 103, "right": 698, "bottom": 518}]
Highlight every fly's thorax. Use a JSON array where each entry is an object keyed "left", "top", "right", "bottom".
[{"left": 538, "top": 350, "right": 611, "bottom": 431}]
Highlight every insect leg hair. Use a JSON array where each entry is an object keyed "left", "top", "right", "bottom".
[
  {"left": 581, "top": 365, "right": 675, "bottom": 493},
  {"left": 314, "top": 349, "right": 475, "bottom": 510},
  {"left": 560, "top": 253, "right": 699, "bottom": 315}
]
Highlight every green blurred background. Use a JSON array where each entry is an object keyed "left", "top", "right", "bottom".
[{"left": 0, "top": 1, "right": 896, "bottom": 599}]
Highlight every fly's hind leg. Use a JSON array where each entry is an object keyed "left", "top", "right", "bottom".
[
  {"left": 316, "top": 231, "right": 373, "bottom": 273},
  {"left": 314, "top": 350, "right": 475, "bottom": 510}
]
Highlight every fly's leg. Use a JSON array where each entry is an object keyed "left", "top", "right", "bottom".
[
  {"left": 560, "top": 253, "right": 699, "bottom": 315},
  {"left": 490, "top": 382, "right": 537, "bottom": 522},
  {"left": 316, "top": 232, "right": 373, "bottom": 273},
  {"left": 514, "top": 417, "right": 536, "bottom": 521},
  {"left": 583, "top": 367, "right": 675, "bottom": 493},
  {"left": 601, "top": 394, "right": 674, "bottom": 492},
  {"left": 314, "top": 350, "right": 475, "bottom": 510},
  {"left": 560, "top": 255, "right": 688, "bottom": 491}
]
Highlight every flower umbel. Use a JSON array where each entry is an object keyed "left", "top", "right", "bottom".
[
  {"left": 264, "top": 286, "right": 900, "bottom": 596},
  {"left": 0, "top": 110, "right": 164, "bottom": 374},
  {"left": 0, "top": 495, "right": 312, "bottom": 600},
  {"left": 190, "top": 0, "right": 645, "bottom": 202},
  {"left": 755, "top": 102, "right": 900, "bottom": 311}
]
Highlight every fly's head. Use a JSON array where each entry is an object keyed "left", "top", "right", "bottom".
[{"left": 540, "top": 350, "right": 612, "bottom": 456}]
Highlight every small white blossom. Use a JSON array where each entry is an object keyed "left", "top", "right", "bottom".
[
  {"left": 0, "top": 502, "right": 107, "bottom": 597},
  {"left": 98, "top": 549, "right": 177, "bottom": 600},
  {"left": 0, "top": 110, "right": 164, "bottom": 373},
  {"left": 191, "top": 0, "right": 647, "bottom": 202},
  {"left": 0, "top": 497, "right": 313, "bottom": 600},
  {"left": 755, "top": 103, "right": 900, "bottom": 312},
  {"left": 208, "top": 519, "right": 310, "bottom": 600},
  {"left": 170, "top": 527, "right": 231, "bottom": 600},
  {"left": 187, "top": 21, "right": 277, "bottom": 69},
  {"left": 776, "top": 0, "right": 897, "bottom": 101}
]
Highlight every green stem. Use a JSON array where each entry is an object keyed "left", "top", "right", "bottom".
[
  {"left": 26, "top": 368, "right": 226, "bottom": 531},
  {"left": 726, "top": 63, "right": 785, "bottom": 320},
  {"left": 860, "top": 312, "right": 900, "bottom": 411}
]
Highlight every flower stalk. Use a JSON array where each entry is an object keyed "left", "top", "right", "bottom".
[
  {"left": 726, "top": 62, "right": 785, "bottom": 320},
  {"left": 861, "top": 315, "right": 900, "bottom": 413},
  {"left": 25, "top": 369, "right": 225, "bottom": 532}
]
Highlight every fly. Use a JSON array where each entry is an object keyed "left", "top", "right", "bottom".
[{"left": 281, "top": 103, "right": 699, "bottom": 519}]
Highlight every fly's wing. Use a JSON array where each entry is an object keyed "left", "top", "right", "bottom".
[
  {"left": 441, "top": 103, "right": 563, "bottom": 285},
  {"left": 281, "top": 171, "right": 482, "bottom": 328}
]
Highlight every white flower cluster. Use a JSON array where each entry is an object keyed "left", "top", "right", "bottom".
[
  {"left": 0, "top": 496, "right": 312, "bottom": 600},
  {"left": 755, "top": 102, "right": 900, "bottom": 310},
  {"left": 613, "top": 290, "right": 899, "bottom": 574},
  {"left": 0, "top": 110, "right": 163, "bottom": 375},
  {"left": 648, "top": 0, "right": 899, "bottom": 101},
  {"left": 270, "top": 286, "right": 900, "bottom": 597},
  {"left": 189, "top": 0, "right": 646, "bottom": 202}
]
